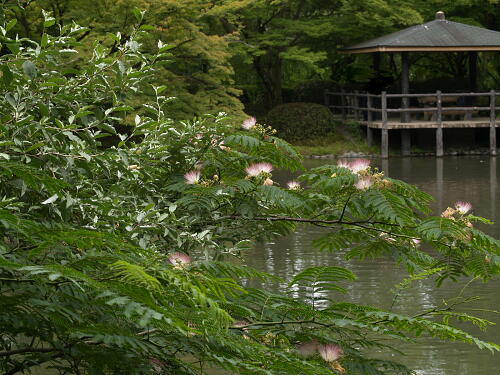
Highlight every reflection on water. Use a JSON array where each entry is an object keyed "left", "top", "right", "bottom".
[{"left": 247, "top": 156, "right": 500, "bottom": 375}]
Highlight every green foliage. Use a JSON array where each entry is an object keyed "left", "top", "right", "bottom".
[
  {"left": 264, "top": 102, "right": 335, "bottom": 142},
  {"left": 1, "top": 0, "right": 245, "bottom": 120},
  {"left": 0, "top": 9, "right": 499, "bottom": 375},
  {"left": 289, "top": 266, "right": 357, "bottom": 305}
]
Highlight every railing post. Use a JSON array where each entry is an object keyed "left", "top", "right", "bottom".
[
  {"left": 490, "top": 90, "right": 497, "bottom": 156},
  {"left": 436, "top": 90, "right": 444, "bottom": 157},
  {"left": 491, "top": 157, "right": 497, "bottom": 222},
  {"left": 341, "top": 89, "right": 346, "bottom": 122},
  {"left": 354, "top": 90, "right": 359, "bottom": 121},
  {"left": 367, "top": 95, "right": 372, "bottom": 122},
  {"left": 367, "top": 94, "right": 373, "bottom": 146},
  {"left": 324, "top": 89, "right": 330, "bottom": 109},
  {"left": 381, "top": 91, "right": 389, "bottom": 158},
  {"left": 401, "top": 52, "right": 410, "bottom": 123},
  {"left": 400, "top": 90, "right": 411, "bottom": 156}
]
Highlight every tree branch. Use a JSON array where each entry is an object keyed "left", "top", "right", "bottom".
[{"left": 0, "top": 347, "right": 57, "bottom": 357}]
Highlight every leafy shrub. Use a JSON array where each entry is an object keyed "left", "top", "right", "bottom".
[{"left": 265, "top": 102, "right": 335, "bottom": 141}]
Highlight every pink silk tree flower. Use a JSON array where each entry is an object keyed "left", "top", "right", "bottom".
[
  {"left": 318, "top": 343, "right": 343, "bottom": 362},
  {"left": 184, "top": 170, "right": 201, "bottom": 184},
  {"left": 337, "top": 160, "right": 351, "bottom": 169},
  {"left": 455, "top": 201, "right": 472, "bottom": 215},
  {"left": 287, "top": 180, "right": 301, "bottom": 190},
  {"left": 355, "top": 176, "right": 372, "bottom": 190},
  {"left": 349, "top": 158, "right": 371, "bottom": 173},
  {"left": 242, "top": 116, "right": 257, "bottom": 130},
  {"left": 245, "top": 162, "right": 273, "bottom": 177},
  {"left": 168, "top": 252, "right": 191, "bottom": 267}
]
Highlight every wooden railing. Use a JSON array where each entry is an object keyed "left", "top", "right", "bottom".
[
  {"left": 324, "top": 90, "right": 500, "bottom": 123},
  {"left": 324, "top": 90, "right": 499, "bottom": 157}
]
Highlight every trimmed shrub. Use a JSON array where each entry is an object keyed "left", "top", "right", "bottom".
[{"left": 264, "top": 102, "right": 335, "bottom": 141}]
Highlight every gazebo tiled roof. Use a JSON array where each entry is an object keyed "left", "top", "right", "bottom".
[{"left": 343, "top": 11, "right": 500, "bottom": 53}]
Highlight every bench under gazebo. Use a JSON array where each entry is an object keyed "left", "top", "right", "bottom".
[{"left": 325, "top": 11, "right": 500, "bottom": 158}]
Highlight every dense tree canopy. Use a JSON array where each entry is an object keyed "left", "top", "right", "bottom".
[
  {"left": 2, "top": 0, "right": 245, "bottom": 119},
  {"left": 5, "top": 0, "right": 500, "bottom": 115},
  {"left": 1, "top": 6, "right": 500, "bottom": 375}
]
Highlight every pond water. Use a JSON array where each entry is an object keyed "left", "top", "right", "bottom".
[{"left": 246, "top": 156, "right": 500, "bottom": 375}]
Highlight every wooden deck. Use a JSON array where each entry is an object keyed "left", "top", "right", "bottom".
[
  {"left": 362, "top": 118, "right": 494, "bottom": 129},
  {"left": 325, "top": 90, "right": 499, "bottom": 157}
]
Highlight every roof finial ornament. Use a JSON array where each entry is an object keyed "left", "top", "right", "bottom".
[{"left": 436, "top": 11, "right": 445, "bottom": 20}]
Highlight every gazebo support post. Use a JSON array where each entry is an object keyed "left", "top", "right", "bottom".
[
  {"left": 436, "top": 90, "right": 444, "bottom": 157},
  {"left": 466, "top": 51, "right": 478, "bottom": 120},
  {"left": 381, "top": 91, "right": 389, "bottom": 158},
  {"left": 401, "top": 52, "right": 411, "bottom": 156}
]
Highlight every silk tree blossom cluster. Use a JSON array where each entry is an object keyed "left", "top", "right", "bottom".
[
  {"left": 337, "top": 158, "right": 371, "bottom": 174},
  {"left": 335, "top": 158, "right": 392, "bottom": 191},
  {"left": 245, "top": 162, "right": 273, "bottom": 177},
  {"left": 241, "top": 116, "right": 277, "bottom": 138},
  {"left": 349, "top": 159, "right": 371, "bottom": 173},
  {"left": 184, "top": 169, "right": 222, "bottom": 187},
  {"left": 354, "top": 176, "right": 373, "bottom": 190},
  {"left": 297, "top": 340, "right": 343, "bottom": 363},
  {"left": 246, "top": 162, "right": 274, "bottom": 186},
  {"left": 242, "top": 116, "right": 257, "bottom": 130},
  {"left": 455, "top": 201, "right": 472, "bottom": 215},
  {"left": 336, "top": 160, "right": 350, "bottom": 169},
  {"left": 287, "top": 180, "right": 301, "bottom": 190},
  {"left": 441, "top": 201, "right": 473, "bottom": 218},
  {"left": 184, "top": 170, "right": 201, "bottom": 184},
  {"left": 338, "top": 159, "right": 372, "bottom": 190},
  {"left": 441, "top": 201, "right": 475, "bottom": 237},
  {"left": 168, "top": 252, "right": 191, "bottom": 268},
  {"left": 318, "top": 343, "right": 343, "bottom": 362}
]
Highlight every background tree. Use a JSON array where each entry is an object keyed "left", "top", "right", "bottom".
[
  {"left": 2, "top": 0, "right": 245, "bottom": 119},
  {"left": 7, "top": 0, "right": 500, "bottom": 117}
]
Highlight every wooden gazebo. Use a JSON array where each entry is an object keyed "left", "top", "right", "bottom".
[{"left": 327, "top": 11, "right": 500, "bottom": 157}]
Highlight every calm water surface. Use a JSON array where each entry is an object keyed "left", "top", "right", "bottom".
[{"left": 246, "top": 156, "right": 500, "bottom": 375}]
